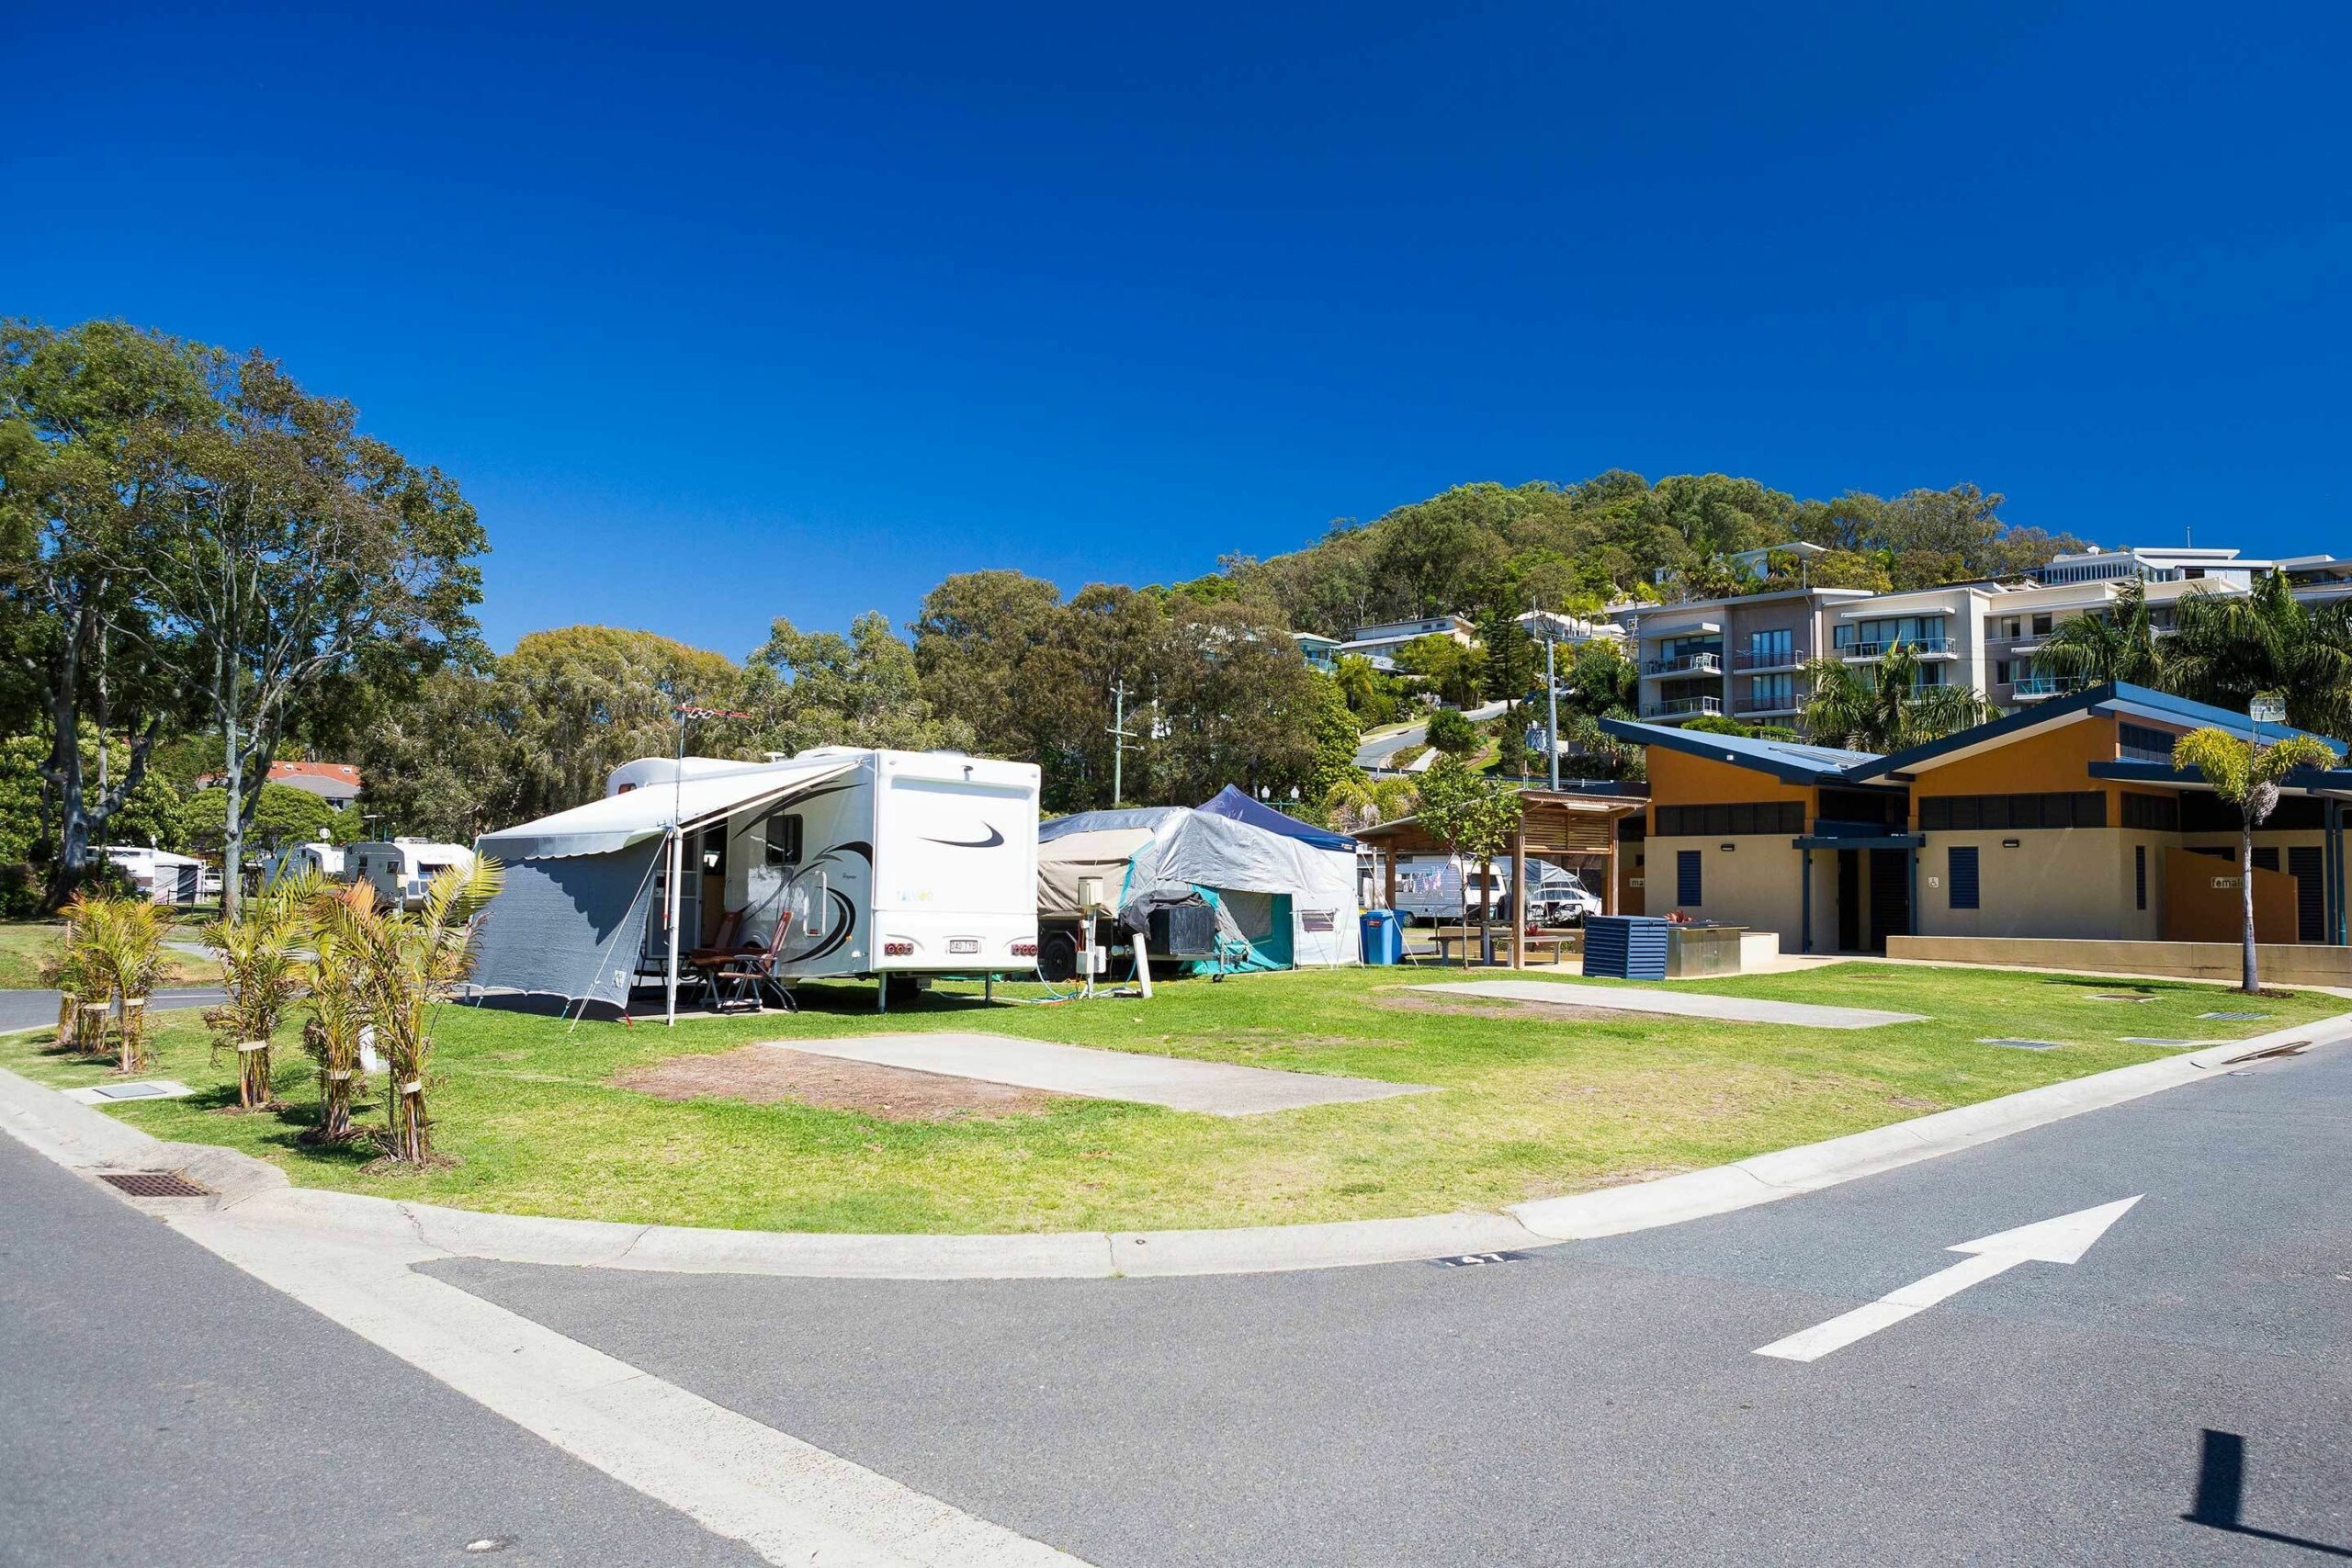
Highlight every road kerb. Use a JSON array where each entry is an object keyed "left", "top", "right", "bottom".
[{"left": 3, "top": 1010, "right": 2346, "bottom": 1280}]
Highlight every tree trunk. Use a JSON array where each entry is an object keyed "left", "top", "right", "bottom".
[
  {"left": 319, "top": 1068, "right": 354, "bottom": 1142},
  {"left": 117, "top": 997, "right": 148, "bottom": 1074},
  {"left": 390, "top": 1077, "right": 430, "bottom": 1162},
  {"left": 1476, "top": 856, "right": 1494, "bottom": 966},
  {"left": 237, "top": 1040, "right": 273, "bottom": 1109},
  {"left": 2240, "top": 822, "right": 2259, "bottom": 995},
  {"left": 220, "top": 714, "right": 244, "bottom": 921}
]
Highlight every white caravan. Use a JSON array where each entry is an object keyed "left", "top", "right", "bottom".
[
  {"left": 104, "top": 846, "right": 204, "bottom": 906},
  {"left": 1391, "top": 853, "right": 1601, "bottom": 926},
  {"left": 348, "top": 838, "right": 476, "bottom": 910},
  {"left": 469, "top": 747, "right": 1043, "bottom": 1018},
  {"left": 263, "top": 839, "right": 345, "bottom": 887}
]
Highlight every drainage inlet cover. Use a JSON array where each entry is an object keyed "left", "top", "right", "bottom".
[
  {"left": 1978, "top": 1037, "right": 2066, "bottom": 1051},
  {"left": 2200, "top": 1011, "right": 2270, "bottom": 1021},
  {"left": 97, "top": 1170, "right": 210, "bottom": 1198}
]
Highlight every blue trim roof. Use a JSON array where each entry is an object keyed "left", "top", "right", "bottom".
[
  {"left": 1845, "top": 683, "right": 2344, "bottom": 781},
  {"left": 2090, "top": 760, "right": 2352, "bottom": 793},
  {"left": 1597, "top": 717, "right": 1884, "bottom": 786}
]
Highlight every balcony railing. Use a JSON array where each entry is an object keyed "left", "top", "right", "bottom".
[
  {"left": 1734, "top": 694, "right": 1804, "bottom": 715},
  {"left": 1643, "top": 695, "right": 1724, "bottom": 719},
  {"left": 1641, "top": 652, "right": 1722, "bottom": 677},
  {"left": 1838, "top": 636, "right": 1954, "bottom": 660},
  {"left": 2008, "top": 675, "right": 2086, "bottom": 700},
  {"left": 1732, "top": 646, "right": 1809, "bottom": 671}
]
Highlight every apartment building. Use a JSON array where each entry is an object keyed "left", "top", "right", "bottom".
[{"left": 1614, "top": 586, "right": 1877, "bottom": 726}]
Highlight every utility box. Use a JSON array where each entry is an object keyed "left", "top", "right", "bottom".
[
  {"left": 1076, "top": 876, "right": 1106, "bottom": 914},
  {"left": 1149, "top": 904, "right": 1219, "bottom": 959}
]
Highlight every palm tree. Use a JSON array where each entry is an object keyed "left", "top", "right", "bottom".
[
  {"left": 311, "top": 856, "right": 503, "bottom": 1165},
  {"left": 2033, "top": 579, "right": 2165, "bottom": 691},
  {"left": 2170, "top": 725, "right": 2339, "bottom": 993},
  {"left": 79, "top": 897, "right": 167, "bottom": 1073},
  {"left": 1802, "top": 645, "right": 1997, "bottom": 752},
  {"left": 2165, "top": 572, "right": 2352, "bottom": 739},
  {"left": 300, "top": 922, "right": 368, "bottom": 1144},
  {"left": 201, "top": 870, "right": 318, "bottom": 1111}
]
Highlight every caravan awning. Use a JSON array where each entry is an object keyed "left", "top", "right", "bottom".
[{"left": 475, "top": 761, "right": 856, "bottom": 860}]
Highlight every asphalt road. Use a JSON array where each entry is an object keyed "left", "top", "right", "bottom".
[
  {"left": 0, "top": 1134, "right": 763, "bottom": 1568},
  {"left": 430, "top": 1043, "right": 2352, "bottom": 1567},
  {"left": 0, "top": 986, "right": 223, "bottom": 1032}
]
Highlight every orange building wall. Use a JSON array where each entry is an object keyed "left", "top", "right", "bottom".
[
  {"left": 1645, "top": 749, "right": 1813, "bottom": 828},
  {"left": 2165, "top": 852, "right": 2300, "bottom": 944},
  {"left": 1908, "top": 714, "right": 2143, "bottom": 824}
]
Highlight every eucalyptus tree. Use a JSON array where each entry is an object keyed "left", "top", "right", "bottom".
[
  {"left": 0, "top": 320, "right": 213, "bottom": 899},
  {"left": 119, "top": 350, "right": 485, "bottom": 912}
]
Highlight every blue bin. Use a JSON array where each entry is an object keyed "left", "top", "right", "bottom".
[
  {"left": 1582, "top": 915, "right": 1669, "bottom": 980},
  {"left": 1360, "top": 908, "right": 1405, "bottom": 965}
]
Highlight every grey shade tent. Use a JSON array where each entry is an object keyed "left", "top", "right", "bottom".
[{"left": 469, "top": 761, "right": 854, "bottom": 1018}]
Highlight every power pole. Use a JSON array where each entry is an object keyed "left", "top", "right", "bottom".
[
  {"left": 1107, "top": 679, "right": 1135, "bottom": 807},
  {"left": 1545, "top": 629, "right": 1561, "bottom": 792}
]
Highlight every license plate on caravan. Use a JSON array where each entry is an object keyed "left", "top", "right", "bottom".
[{"left": 948, "top": 938, "right": 980, "bottom": 954}]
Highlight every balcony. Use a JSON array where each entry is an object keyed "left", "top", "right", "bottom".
[
  {"left": 2009, "top": 675, "right": 2087, "bottom": 701},
  {"left": 1839, "top": 636, "right": 1955, "bottom": 661},
  {"left": 1642, "top": 695, "right": 1724, "bottom": 720},
  {"left": 1641, "top": 652, "right": 1722, "bottom": 678},
  {"left": 1734, "top": 694, "right": 1805, "bottom": 716},
  {"left": 1732, "top": 646, "right": 1809, "bottom": 671}
]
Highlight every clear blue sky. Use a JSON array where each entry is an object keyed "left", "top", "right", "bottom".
[{"left": 6, "top": 2, "right": 2346, "bottom": 655}]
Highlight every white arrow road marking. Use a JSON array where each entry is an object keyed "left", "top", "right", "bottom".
[{"left": 1754, "top": 1196, "right": 2143, "bottom": 1363}]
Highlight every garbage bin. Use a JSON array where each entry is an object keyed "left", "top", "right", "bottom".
[{"left": 1360, "top": 908, "right": 1404, "bottom": 965}]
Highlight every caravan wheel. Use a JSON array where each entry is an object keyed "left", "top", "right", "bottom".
[{"left": 1038, "top": 931, "right": 1079, "bottom": 984}]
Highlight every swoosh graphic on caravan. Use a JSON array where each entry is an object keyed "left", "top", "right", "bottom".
[{"left": 923, "top": 827, "right": 1005, "bottom": 850}]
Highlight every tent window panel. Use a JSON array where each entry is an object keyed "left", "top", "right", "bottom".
[{"left": 763, "top": 811, "right": 803, "bottom": 866}]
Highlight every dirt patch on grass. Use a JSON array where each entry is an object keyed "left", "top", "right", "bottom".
[
  {"left": 1374, "top": 991, "right": 1653, "bottom": 1025},
  {"left": 616, "top": 1044, "right": 1072, "bottom": 1122}
]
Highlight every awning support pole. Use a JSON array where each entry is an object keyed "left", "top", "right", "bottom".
[{"left": 664, "top": 828, "right": 683, "bottom": 1027}]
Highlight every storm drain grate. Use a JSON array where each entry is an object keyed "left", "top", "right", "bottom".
[
  {"left": 2089, "top": 993, "right": 2154, "bottom": 1002},
  {"left": 1428, "top": 1250, "right": 1532, "bottom": 1269},
  {"left": 2200, "top": 1011, "right": 2269, "bottom": 1021},
  {"left": 2120, "top": 1037, "right": 2211, "bottom": 1046},
  {"left": 96, "top": 1170, "right": 210, "bottom": 1198},
  {"left": 1978, "top": 1037, "right": 2065, "bottom": 1051}
]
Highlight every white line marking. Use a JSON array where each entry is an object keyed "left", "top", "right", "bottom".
[{"left": 1755, "top": 1196, "right": 2142, "bottom": 1363}]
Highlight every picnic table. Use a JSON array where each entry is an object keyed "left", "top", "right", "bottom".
[{"left": 1415, "top": 926, "right": 1584, "bottom": 966}]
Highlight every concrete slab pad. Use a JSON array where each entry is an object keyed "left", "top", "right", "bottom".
[
  {"left": 64, "top": 1078, "right": 195, "bottom": 1104},
  {"left": 759, "top": 1032, "right": 1432, "bottom": 1116},
  {"left": 1411, "top": 979, "right": 1925, "bottom": 1030}
]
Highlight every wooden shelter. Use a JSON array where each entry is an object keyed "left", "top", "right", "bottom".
[{"left": 1355, "top": 788, "right": 1648, "bottom": 967}]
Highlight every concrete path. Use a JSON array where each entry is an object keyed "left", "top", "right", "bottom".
[
  {"left": 763, "top": 1032, "right": 1432, "bottom": 1116},
  {"left": 432, "top": 1037, "right": 2352, "bottom": 1567},
  {"left": 1414, "top": 977, "right": 1927, "bottom": 1029}
]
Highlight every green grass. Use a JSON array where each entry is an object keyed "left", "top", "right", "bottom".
[
  {"left": 0, "top": 921, "right": 221, "bottom": 988},
  {"left": 4, "top": 963, "right": 2337, "bottom": 1235}
]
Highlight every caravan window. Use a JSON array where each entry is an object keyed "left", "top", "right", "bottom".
[{"left": 763, "top": 810, "right": 803, "bottom": 867}]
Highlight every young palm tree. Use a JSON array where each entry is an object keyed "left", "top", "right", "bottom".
[
  {"left": 312, "top": 856, "right": 503, "bottom": 1165},
  {"left": 1801, "top": 645, "right": 1997, "bottom": 752},
  {"left": 2170, "top": 725, "right": 2340, "bottom": 994},
  {"left": 2033, "top": 579, "right": 2164, "bottom": 691},
  {"left": 2165, "top": 572, "right": 2352, "bottom": 739},
  {"left": 299, "top": 923, "right": 368, "bottom": 1143},
  {"left": 49, "top": 894, "right": 116, "bottom": 1056},
  {"left": 201, "top": 871, "right": 319, "bottom": 1111},
  {"left": 83, "top": 897, "right": 167, "bottom": 1073}
]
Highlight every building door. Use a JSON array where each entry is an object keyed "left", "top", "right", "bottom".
[
  {"left": 1868, "top": 849, "right": 1910, "bottom": 953},
  {"left": 1837, "top": 851, "right": 1860, "bottom": 952}
]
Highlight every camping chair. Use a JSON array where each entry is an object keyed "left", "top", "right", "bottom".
[
  {"left": 683, "top": 907, "right": 750, "bottom": 1005},
  {"left": 712, "top": 919, "right": 798, "bottom": 1014}
]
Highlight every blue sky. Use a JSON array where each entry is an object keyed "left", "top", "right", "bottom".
[{"left": 6, "top": 2, "right": 2346, "bottom": 655}]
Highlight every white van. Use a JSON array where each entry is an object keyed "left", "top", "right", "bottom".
[{"left": 348, "top": 839, "right": 475, "bottom": 910}]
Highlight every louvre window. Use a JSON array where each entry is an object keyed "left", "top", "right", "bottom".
[
  {"left": 1918, "top": 792, "right": 2107, "bottom": 831},
  {"left": 1656, "top": 800, "right": 1804, "bottom": 837},
  {"left": 2135, "top": 844, "right": 2147, "bottom": 910},
  {"left": 1948, "top": 846, "right": 1979, "bottom": 909},
  {"left": 2119, "top": 723, "right": 2178, "bottom": 764},
  {"left": 1677, "top": 850, "right": 1702, "bottom": 907},
  {"left": 2120, "top": 792, "right": 2180, "bottom": 831}
]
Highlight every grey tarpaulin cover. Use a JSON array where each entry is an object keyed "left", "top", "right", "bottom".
[{"left": 1037, "top": 805, "right": 1360, "bottom": 964}]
